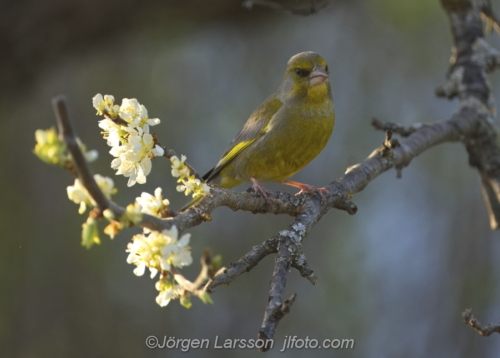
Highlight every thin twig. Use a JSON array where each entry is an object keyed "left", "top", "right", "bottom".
[
  {"left": 480, "top": 0, "right": 500, "bottom": 35},
  {"left": 463, "top": 308, "right": 500, "bottom": 336},
  {"left": 204, "top": 239, "right": 278, "bottom": 291},
  {"left": 173, "top": 253, "right": 210, "bottom": 291},
  {"left": 371, "top": 117, "right": 421, "bottom": 137},
  {"left": 53, "top": 96, "right": 112, "bottom": 214}
]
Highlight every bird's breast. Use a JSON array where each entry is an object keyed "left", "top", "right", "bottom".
[{"left": 226, "top": 100, "right": 335, "bottom": 184}]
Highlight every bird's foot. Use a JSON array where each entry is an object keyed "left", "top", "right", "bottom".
[
  {"left": 250, "top": 177, "right": 271, "bottom": 203},
  {"left": 282, "top": 180, "right": 329, "bottom": 204}
]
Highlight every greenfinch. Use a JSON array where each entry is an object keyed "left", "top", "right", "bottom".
[{"left": 184, "top": 51, "right": 334, "bottom": 209}]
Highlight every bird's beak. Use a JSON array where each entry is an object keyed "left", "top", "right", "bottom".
[{"left": 309, "top": 66, "right": 328, "bottom": 86}]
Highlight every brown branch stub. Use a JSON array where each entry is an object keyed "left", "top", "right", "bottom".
[
  {"left": 463, "top": 308, "right": 500, "bottom": 336},
  {"left": 291, "top": 253, "right": 318, "bottom": 284},
  {"left": 384, "top": 130, "right": 400, "bottom": 150}
]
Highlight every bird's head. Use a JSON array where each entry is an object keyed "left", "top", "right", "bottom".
[{"left": 278, "top": 51, "right": 331, "bottom": 103}]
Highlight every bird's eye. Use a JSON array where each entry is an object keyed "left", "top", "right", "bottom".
[
  {"left": 325, "top": 65, "right": 329, "bottom": 72},
  {"left": 295, "top": 68, "right": 309, "bottom": 77}
]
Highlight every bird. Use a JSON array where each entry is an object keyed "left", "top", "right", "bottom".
[{"left": 182, "top": 51, "right": 335, "bottom": 210}]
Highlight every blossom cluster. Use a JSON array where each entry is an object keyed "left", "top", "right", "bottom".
[
  {"left": 93, "top": 94, "right": 164, "bottom": 187},
  {"left": 99, "top": 186, "right": 188, "bottom": 307},
  {"left": 34, "top": 127, "right": 98, "bottom": 167},
  {"left": 126, "top": 225, "right": 193, "bottom": 306},
  {"left": 171, "top": 155, "right": 210, "bottom": 199},
  {"left": 34, "top": 94, "right": 208, "bottom": 308},
  {"left": 126, "top": 226, "right": 193, "bottom": 277},
  {"left": 121, "top": 189, "right": 202, "bottom": 307}
]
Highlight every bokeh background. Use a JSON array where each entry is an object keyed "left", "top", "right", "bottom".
[{"left": 3, "top": 0, "right": 500, "bottom": 357}]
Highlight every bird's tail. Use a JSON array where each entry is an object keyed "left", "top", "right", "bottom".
[{"left": 179, "top": 195, "right": 204, "bottom": 212}]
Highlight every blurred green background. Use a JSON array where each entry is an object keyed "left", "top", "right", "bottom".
[{"left": 3, "top": 0, "right": 500, "bottom": 357}]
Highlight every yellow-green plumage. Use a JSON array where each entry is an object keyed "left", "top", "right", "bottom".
[{"left": 182, "top": 52, "right": 335, "bottom": 210}]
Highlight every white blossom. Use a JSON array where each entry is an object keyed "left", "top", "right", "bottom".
[
  {"left": 126, "top": 226, "right": 193, "bottom": 278},
  {"left": 170, "top": 154, "right": 210, "bottom": 198},
  {"left": 155, "top": 282, "right": 183, "bottom": 307},
  {"left": 108, "top": 130, "right": 163, "bottom": 187},
  {"left": 176, "top": 176, "right": 210, "bottom": 198},
  {"left": 93, "top": 94, "right": 164, "bottom": 186},
  {"left": 119, "top": 98, "right": 142, "bottom": 125},
  {"left": 170, "top": 155, "right": 190, "bottom": 178},
  {"left": 98, "top": 118, "right": 124, "bottom": 147},
  {"left": 124, "top": 202, "right": 143, "bottom": 225},
  {"left": 67, "top": 175, "right": 116, "bottom": 214},
  {"left": 161, "top": 232, "right": 193, "bottom": 270},
  {"left": 92, "top": 94, "right": 118, "bottom": 117},
  {"left": 135, "top": 187, "right": 170, "bottom": 218}
]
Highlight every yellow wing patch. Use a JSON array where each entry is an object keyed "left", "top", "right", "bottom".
[
  {"left": 204, "top": 96, "right": 280, "bottom": 183},
  {"left": 215, "top": 127, "right": 267, "bottom": 169}
]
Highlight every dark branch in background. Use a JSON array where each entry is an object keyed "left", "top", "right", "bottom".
[
  {"left": 439, "top": 0, "right": 500, "bottom": 337},
  {"left": 463, "top": 308, "right": 500, "bottom": 336},
  {"left": 437, "top": 0, "right": 500, "bottom": 230},
  {"left": 371, "top": 117, "right": 421, "bottom": 137},
  {"left": 242, "top": 0, "right": 328, "bottom": 16},
  {"left": 49, "top": 0, "right": 500, "bottom": 348}
]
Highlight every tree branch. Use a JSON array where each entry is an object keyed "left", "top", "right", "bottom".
[
  {"left": 204, "top": 238, "right": 278, "bottom": 291},
  {"left": 463, "top": 308, "right": 500, "bottom": 336},
  {"left": 371, "top": 117, "right": 422, "bottom": 137},
  {"left": 53, "top": 96, "right": 115, "bottom": 215}
]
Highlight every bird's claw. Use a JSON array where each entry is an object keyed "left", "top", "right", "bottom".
[
  {"left": 282, "top": 179, "right": 329, "bottom": 204},
  {"left": 295, "top": 185, "right": 328, "bottom": 204},
  {"left": 250, "top": 177, "right": 271, "bottom": 203}
]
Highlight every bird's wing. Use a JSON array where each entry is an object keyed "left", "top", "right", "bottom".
[{"left": 203, "top": 95, "right": 283, "bottom": 182}]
